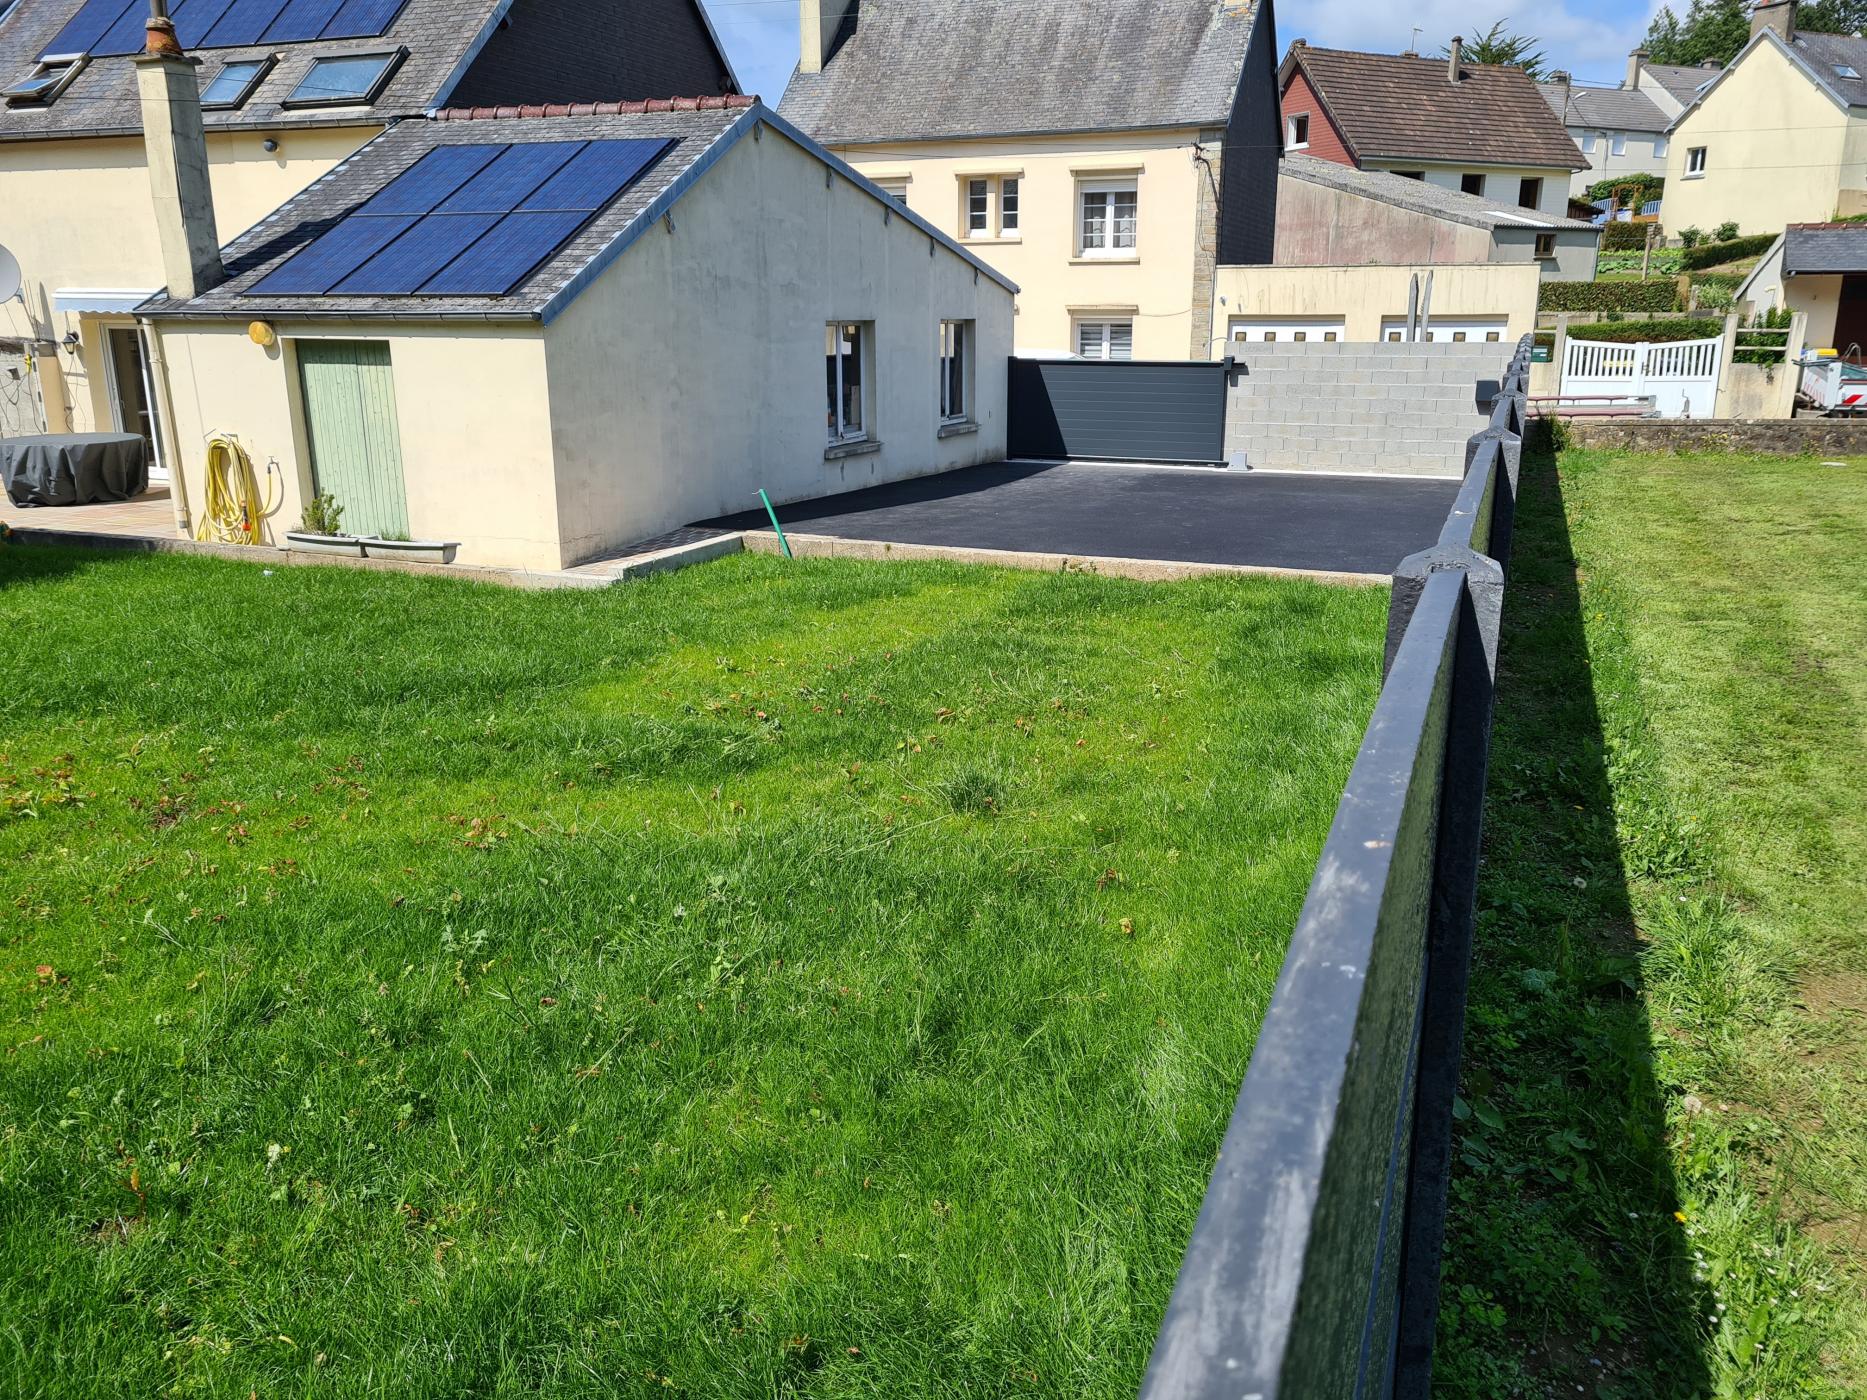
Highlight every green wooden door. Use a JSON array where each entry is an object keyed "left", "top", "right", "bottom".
[{"left": 297, "top": 339, "right": 409, "bottom": 538}]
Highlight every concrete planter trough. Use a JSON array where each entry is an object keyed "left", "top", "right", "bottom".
[
  {"left": 362, "top": 538, "right": 459, "bottom": 565},
  {"left": 285, "top": 531, "right": 365, "bottom": 557}
]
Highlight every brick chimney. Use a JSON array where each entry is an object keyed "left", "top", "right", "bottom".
[
  {"left": 1626, "top": 47, "right": 1648, "bottom": 89},
  {"left": 797, "top": 0, "right": 858, "bottom": 75},
  {"left": 1448, "top": 35, "right": 1463, "bottom": 83},
  {"left": 1751, "top": 0, "right": 1797, "bottom": 41},
  {"left": 135, "top": 0, "right": 222, "bottom": 298}
]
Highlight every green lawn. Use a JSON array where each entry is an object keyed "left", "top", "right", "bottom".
[
  {"left": 0, "top": 547, "right": 1385, "bottom": 1398},
  {"left": 1437, "top": 445, "right": 1867, "bottom": 1397}
]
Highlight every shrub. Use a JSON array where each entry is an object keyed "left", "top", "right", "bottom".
[
  {"left": 1566, "top": 317, "right": 1725, "bottom": 344},
  {"left": 1679, "top": 226, "right": 1703, "bottom": 248},
  {"left": 1539, "top": 280, "right": 1681, "bottom": 313},
  {"left": 1734, "top": 305, "right": 1794, "bottom": 365},
  {"left": 298, "top": 492, "right": 345, "bottom": 536},
  {"left": 1691, "top": 273, "right": 1744, "bottom": 311},
  {"left": 1714, "top": 221, "right": 1740, "bottom": 241},
  {"left": 1681, "top": 232, "right": 1779, "bottom": 270}
]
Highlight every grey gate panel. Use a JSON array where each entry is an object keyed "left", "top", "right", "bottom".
[{"left": 1007, "top": 358, "right": 1229, "bottom": 464}]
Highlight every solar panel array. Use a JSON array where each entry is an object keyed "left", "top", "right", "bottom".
[
  {"left": 248, "top": 139, "right": 671, "bottom": 298},
  {"left": 41, "top": 0, "right": 406, "bottom": 59}
]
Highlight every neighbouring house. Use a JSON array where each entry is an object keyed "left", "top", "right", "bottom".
[
  {"left": 776, "top": 0, "right": 1282, "bottom": 360},
  {"left": 137, "top": 89, "right": 1016, "bottom": 571},
  {"left": 1539, "top": 53, "right": 1674, "bottom": 201},
  {"left": 1274, "top": 153, "right": 1599, "bottom": 282},
  {"left": 1637, "top": 58, "right": 1725, "bottom": 118},
  {"left": 1278, "top": 39, "right": 1585, "bottom": 223},
  {"left": 0, "top": 0, "right": 738, "bottom": 464},
  {"left": 1736, "top": 222, "right": 1867, "bottom": 351},
  {"left": 1664, "top": 0, "right": 1867, "bottom": 235}
]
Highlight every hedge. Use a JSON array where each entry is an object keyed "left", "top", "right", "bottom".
[
  {"left": 1601, "top": 221, "right": 1651, "bottom": 252},
  {"left": 1680, "top": 233, "right": 1779, "bottom": 271},
  {"left": 1539, "top": 280, "right": 1681, "bottom": 313},
  {"left": 1567, "top": 317, "right": 1725, "bottom": 344}
]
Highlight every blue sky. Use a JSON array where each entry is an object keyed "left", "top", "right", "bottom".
[{"left": 696, "top": 0, "right": 1674, "bottom": 106}]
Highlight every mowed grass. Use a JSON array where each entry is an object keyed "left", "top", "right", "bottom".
[
  {"left": 0, "top": 547, "right": 1386, "bottom": 1399},
  {"left": 1437, "top": 447, "right": 1867, "bottom": 1397}
]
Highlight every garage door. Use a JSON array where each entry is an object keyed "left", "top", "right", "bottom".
[
  {"left": 1007, "top": 357, "right": 1228, "bottom": 464},
  {"left": 297, "top": 339, "right": 409, "bottom": 538}
]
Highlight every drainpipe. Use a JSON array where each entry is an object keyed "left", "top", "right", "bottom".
[{"left": 139, "top": 315, "right": 192, "bottom": 536}]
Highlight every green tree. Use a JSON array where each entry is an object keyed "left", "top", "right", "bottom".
[
  {"left": 1442, "top": 20, "right": 1547, "bottom": 76},
  {"left": 1643, "top": 0, "right": 1748, "bottom": 66},
  {"left": 1645, "top": 0, "right": 1867, "bottom": 67}
]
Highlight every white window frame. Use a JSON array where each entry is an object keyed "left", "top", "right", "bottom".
[
  {"left": 1609, "top": 132, "right": 1627, "bottom": 157},
  {"left": 1078, "top": 179, "right": 1139, "bottom": 259},
  {"left": 1686, "top": 145, "right": 1708, "bottom": 176},
  {"left": 874, "top": 176, "right": 910, "bottom": 207},
  {"left": 1579, "top": 133, "right": 1598, "bottom": 153},
  {"left": 825, "top": 321, "right": 871, "bottom": 445},
  {"left": 939, "top": 320, "right": 972, "bottom": 423},
  {"left": 1653, "top": 135, "right": 1670, "bottom": 159},
  {"left": 960, "top": 175, "right": 1019, "bottom": 239},
  {"left": 1075, "top": 319, "right": 1134, "bottom": 360},
  {"left": 1286, "top": 112, "right": 1310, "bottom": 149}
]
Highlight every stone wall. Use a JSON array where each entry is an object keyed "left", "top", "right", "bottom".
[
  {"left": 1566, "top": 416, "right": 1867, "bottom": 453},
  {"left": 1224, "top": 342, "right": 1500, "bottom": 476}
]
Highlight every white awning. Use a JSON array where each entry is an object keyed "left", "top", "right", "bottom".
[{"left": 52, "top": 289, "right": 157, "bottom": 314}]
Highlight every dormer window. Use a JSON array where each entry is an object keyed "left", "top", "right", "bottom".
[
  {"left": 4, "top": 55, "right": 84, "bottom": 106},
  {"left": 200, "top": 56, "right": 275, "bottom": 110},
  {"left": 282, "top": 49, "right": 404, "bottom": 107}
]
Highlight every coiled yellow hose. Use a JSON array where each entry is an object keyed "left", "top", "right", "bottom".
[{"left": 193, "top": 432, "right": 279, "bottom": 545}]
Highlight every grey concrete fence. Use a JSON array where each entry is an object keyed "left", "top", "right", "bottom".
[{"left": 1139, "top": 339, "right": 1532, "bottom": 1400}]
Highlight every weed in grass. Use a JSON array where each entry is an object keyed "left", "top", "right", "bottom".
[{"left": 0, "top": 546, "right": 1386, "bottom": 1398}]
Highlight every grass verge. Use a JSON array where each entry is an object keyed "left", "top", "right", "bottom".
[
  {"left": 0, "top": 546, "right": 1385, "bottom": 1398},
  {"left": 1436, "top": 445, "right": 1867, "bottom": 1396}
]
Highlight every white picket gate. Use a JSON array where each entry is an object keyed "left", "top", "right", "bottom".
[{"left": 1561, "top": 335, "right": 1722, "bottom": 418}]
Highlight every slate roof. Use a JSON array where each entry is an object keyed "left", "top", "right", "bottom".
[
  {"left": 1641, "top": 61, "right": 1721, "bottom": 106},
  {"left": 140, "top": 100, "right": 1017, "bottom": 322},
  {"left": 777, "top": 0, "right": 1262, "bottom": 144},
  {"left": 0, "top": 0, "right": 498, "bottom": 142},
  {"left": 1783, "top": 222, "right": 1867, "bottom": 275},
  {"left": 1537, "top": 81, "right": 1670, "bottom": 133},
  {"left": 1283, "top": 44, "right": 1588, "bottom": 170},
  {"left": 1783, "top": 28, "right": 1867, "bottom": 108},
  {"left": 1281, "top": 152, "right": 1597, "bottom": 231}
]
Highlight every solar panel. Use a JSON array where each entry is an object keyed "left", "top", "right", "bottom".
[
  {"left": 250, "top": 213, "right": 418, "bottom": 294},
  {"left": 520, "top": 139, "right": 671, "bottom": 212},
  {"left": 247, "top": 138, "right": 672, "bottom": 299},
  {"left": 331, "top": 213, "right": 501, "bottom": 295},
  {"left": 260, "top": 0, "right": 344, "bottom": 43},
  {"left": 435, "top": 142, "right": 586, "bottom": 214},
  {"left": 39, "top": 0, "right": 133, "bottom": 55},
  {"left": 44, "top": 0, "right": 409, "bottom": 56},
  {"left": 358, "top": 145, "right": 505, "bottom": 217},
  {"left": 416, "top": 211, "right": 588, "bottom": 296}
]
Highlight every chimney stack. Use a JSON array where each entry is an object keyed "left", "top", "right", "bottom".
[
  {"left": 1626, "top": 47, "right": 1648, "bottom": 89},
  {"left": 135, "top": 0, "right": 223, "bottom": 299},
  {"left": 797, "top": 0, "right": 858, "bottom": 75},
  {"left": 1751, "top": 0, "right": 1798, "bottom": 42},
  {"left": 1448, "top": 35, "right": 1463, "bottom": 83}
]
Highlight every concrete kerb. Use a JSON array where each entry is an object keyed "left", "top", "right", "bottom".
[{"left": 743, "top": 529, "right": 1389, "bottom": 587}]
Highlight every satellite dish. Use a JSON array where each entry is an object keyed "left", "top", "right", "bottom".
[{"left": 0, "top": 244, "right": 20, "bottom": 304}]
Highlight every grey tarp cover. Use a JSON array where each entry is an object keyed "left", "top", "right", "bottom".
[{"left": 2, "top": 433, "right": 147, "bottom": 506}]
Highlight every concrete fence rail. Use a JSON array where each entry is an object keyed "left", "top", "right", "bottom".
[{"left": 1140, "top": 340, "right": 1531, "bottom": 1399}]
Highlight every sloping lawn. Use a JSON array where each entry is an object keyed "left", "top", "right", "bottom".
[
  {"left": 0, "top": 547, "right": 1385, "bottom": 1398},
  {"left": 1438, "top": 446, "right": 1867, "bottom": 1397}
]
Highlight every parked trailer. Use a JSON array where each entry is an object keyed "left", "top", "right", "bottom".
[{"left": 1797, "top": 355, "right": 1867, "bottom": 415}]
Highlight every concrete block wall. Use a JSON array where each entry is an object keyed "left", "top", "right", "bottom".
[{"left": 1224, "top": 343, "right": 1500, "bottom": 476}]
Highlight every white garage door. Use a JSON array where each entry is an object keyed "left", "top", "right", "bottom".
[
  {"left": 1380, "top": 317, "right": 1508, "bottom": 345},
  {"left": 1229, "top": 318, "right": 1347, "bottom": 345}
]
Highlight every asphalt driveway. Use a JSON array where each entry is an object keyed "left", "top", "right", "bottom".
[{"left": 700, "top": 461, "right": 1460, "bottom": 577}]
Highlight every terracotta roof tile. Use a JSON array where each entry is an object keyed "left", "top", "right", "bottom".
[{"left": 1285, "top": 45, "right": 1587, "bottom": 171}]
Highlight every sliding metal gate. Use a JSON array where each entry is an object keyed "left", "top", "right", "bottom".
[{"left": 1007, "top": 357, "right": 1229, "bottom": 464}]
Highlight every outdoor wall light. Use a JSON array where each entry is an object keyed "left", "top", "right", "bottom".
[
  {"left": 247, "top": 320, "right": 277, "bottom": 348},
  {"left": 262, "top": 138, "right": 278, "bottom": 153}
]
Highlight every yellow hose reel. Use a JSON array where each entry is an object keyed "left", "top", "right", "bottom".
[{"left": 193, "top": 432, "right": 280, "bottom": 546}]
